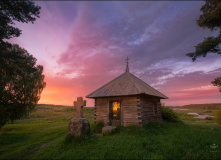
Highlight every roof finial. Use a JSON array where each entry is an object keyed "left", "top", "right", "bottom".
[{"left": 125, "top": 56, "right": 130, "bottom": 73}]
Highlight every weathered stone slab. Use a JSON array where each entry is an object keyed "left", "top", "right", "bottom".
[
  {"left": 102, "top": 126, "right": 116, "bottom": 135},
  {"left": 68, "top": 118, "right": 90, "bottom": 136}
]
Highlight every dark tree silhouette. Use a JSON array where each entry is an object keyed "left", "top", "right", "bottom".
[
  {"left": 186, "top": 0, "right": 221, "bottom": 92},
  {"left": 0, "top": 0, "right": 46, "bottom": 128},
  {"left": 212, "top": 77, "right": 221, "bottom": 92},
  {"left": 0, "top": 44, "right": 46, "bottom": 127},
  {"left": 0, "top": 0, "right": 40, "bottom": 40}
]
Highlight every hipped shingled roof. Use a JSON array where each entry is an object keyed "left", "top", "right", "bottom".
[{"left": 86, "top": 59, "right": 168, "bottom": 99}]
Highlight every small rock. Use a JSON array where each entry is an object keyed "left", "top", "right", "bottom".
[
  {"left": 102, "top": 126, "right": 116, "bottom": 135},
  {"left": 68, "top": 118, "right": 90, "bottom": 136}
]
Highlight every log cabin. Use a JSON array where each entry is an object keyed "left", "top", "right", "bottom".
[{"left": 86, "top": 58, "right": 168, "bottom": 126}]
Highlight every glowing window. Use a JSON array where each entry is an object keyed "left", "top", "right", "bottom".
[{"left": 112, "top": 102, "right": 120, "bottom": 118}]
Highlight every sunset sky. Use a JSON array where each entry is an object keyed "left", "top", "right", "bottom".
[{"left": 9, "top": 1, "right": 221, "bottom": 106}]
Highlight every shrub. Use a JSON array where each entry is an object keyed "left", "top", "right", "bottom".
[
  {"left": 161, "top": 105, "right": 180, "bottom": 122},
  {"left": 215, "top": 108, "right": 221, "bottom": 124},
  {"left": 91, "top": 120, "right": 104, "bottom": 133}
]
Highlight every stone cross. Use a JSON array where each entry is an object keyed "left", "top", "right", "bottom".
[{"left": 73, "top": 97, "right": 86, "bottom": 118}]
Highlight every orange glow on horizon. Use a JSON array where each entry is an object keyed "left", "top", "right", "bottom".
[
  {"left": 37, "top": 73, "right": 221, "bottom": 107},
  {"left": 38, "top": 77, "right": 95, "bottom": 106},
  {"left": 38, "top": 82, "right": 220, "bottom": 107}
]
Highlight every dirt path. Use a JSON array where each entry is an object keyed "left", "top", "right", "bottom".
[
  {"left": 29, "top": 138, "right": 58, "bottom": 153},
  {"left": 19, "top": 134, "right": 65, "bottom": 159}
]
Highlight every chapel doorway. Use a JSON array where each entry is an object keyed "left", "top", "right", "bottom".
[{"left": 109, "top": 101, "right": 121, "bottom": 125}]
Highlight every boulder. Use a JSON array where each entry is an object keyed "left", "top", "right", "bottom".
[
  {"left": 68, "top": 118, "right": 90, "bottom": 136},
  {"left": 102, "top": 126, "right": 116, "bottom": 135}
]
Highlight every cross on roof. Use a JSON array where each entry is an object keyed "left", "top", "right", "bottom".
[
  {"left": 125, "top": 56, "right": 130, "bottom": 65},
  {"left": 73, "top": 97, "right": 86, "bottom": 118},
  {"left": 125, "top": 56, "right": 130, "bottom": 73}
]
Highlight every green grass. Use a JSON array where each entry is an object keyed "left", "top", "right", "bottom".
[{"left": 0, "top": 105, "right": 221, "bottom": 159}]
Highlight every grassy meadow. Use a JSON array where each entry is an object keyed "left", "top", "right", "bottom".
[{"left": 0, "top": 104, "right": 221, "bottom": 159}]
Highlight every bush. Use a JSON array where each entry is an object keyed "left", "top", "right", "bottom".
[
  {"left": 161, "top": 105, "right": 180, "bottom": 122},
  {"left": 91, "top": 120, "right": 104, "bottom": 133},
  {"left": 215, "top": 108, "right": 221, "bottom": 124}
]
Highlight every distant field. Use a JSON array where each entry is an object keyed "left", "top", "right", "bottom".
[
  {"left": 0, "top": 104, "right": 221, "bottom": 159},
  {"left": 181, "top": 103, "right": 221, "bottom": 110},
  {"left": 171, "top": 103, "right": 221, "bottom": 125}
]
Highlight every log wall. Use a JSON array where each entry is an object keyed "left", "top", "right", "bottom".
[
  {"left": 94, "top": 96, "right": 141, "bottom": 126},
  {"left": 94, "top": 95, "right": 162, "bottom": 126},
  {"left": 122, "top": 96, "right": 142, "bottom": 126},
  {"left": 140, "top": 95, "right": 162, "bottom": 125}
]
